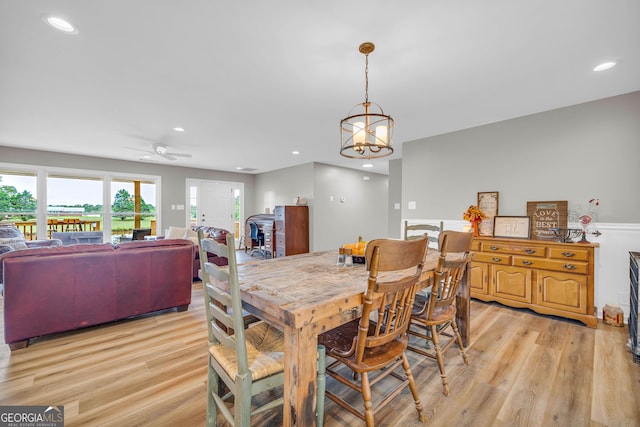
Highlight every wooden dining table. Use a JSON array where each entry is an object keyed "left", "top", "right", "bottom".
[{"left": 236, "top": 250, "right": 470, "bottom": 427}]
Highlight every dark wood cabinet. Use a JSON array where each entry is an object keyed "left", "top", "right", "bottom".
[{"left": 274, "top": 205, "right": 309, "bottom": 257}]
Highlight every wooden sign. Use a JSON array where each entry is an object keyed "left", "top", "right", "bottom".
[
  {"left": 477, "top": 191, "right": 499, "bottom": 237},
  {"left": 527, "top": 200, "right": 568, "bottom": 240}
]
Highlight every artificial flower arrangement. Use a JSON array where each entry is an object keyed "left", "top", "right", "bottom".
[{"left": 463, "top": 205, "right": 487, "bottom": 223}]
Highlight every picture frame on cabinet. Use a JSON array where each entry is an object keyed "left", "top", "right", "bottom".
[
  {"left": 477, "top": 191, "right": 499, "bottom": 237},
  {"left": 493, "top": 216, "right": 530, "bottom": 239}
]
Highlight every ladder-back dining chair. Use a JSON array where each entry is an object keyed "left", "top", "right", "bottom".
[
  {"left": 198, "top": 230, "right": 260, "bottom": 335},
  {"left": 318, "top": 237, "right": 429, "bottom": 427},
  {"left": 437, "top": 229, "right": 474, "bottom": 254},
  {"left": 407, "top": 233, "right": 471, "bottom": 396},
  {"left": 404, "top": 220, "right": 443, "bottom": 248},
  {"left": 199, "top": 231, "right": 325, "bottom": 427}
]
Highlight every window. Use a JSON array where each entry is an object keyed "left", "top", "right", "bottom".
[
  {"left": 1, "top": 165, "right": 159, "bottom": 241},
  {"left": 111, "top": 178, "right": 157, "bottom": 237},
  {"left": 0, "top": 171, "right": 37, "bottom": 239},
  {"left": 46, "top": 174, "right": 104, "bottom": 237}
]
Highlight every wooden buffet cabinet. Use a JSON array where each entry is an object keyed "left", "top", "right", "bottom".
[{"left": 469, "top": 237, "right": 599, "bottom": 328}]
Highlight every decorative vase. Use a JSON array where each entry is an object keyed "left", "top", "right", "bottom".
[{"left": 471, "top": 220, "right": 480, "bottom": 237}]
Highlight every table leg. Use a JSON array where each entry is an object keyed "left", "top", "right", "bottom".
[
  {"left": 283, "top": 324, "right": 318, "bottom": 427},
  {"left": 456, "top": 269, "right": 470, "bottom": 347}
]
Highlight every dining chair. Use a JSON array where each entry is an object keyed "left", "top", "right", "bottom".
[
  {"left": 318, "top": 237, "right": 429, "bottom": 427},
  {"left": 437, "top": 229, "right": 474, "bottom": 254},
  {"left": 407, "top": 234, "right": 471, "bottom": 396},
  {"left": 199, "top": 231, "right": 326, "bottom": 427},
  {"left": 404, "top": 220, "right": 443, "bottom": 248},
  {"left": 413, "top": 230, "right": 474, "bottom": 346},
  {"left": 197, "top": 230, "right": 260, "bottom": 335},
  {"left": 132, "top": 228, "right": 152, "bottom": 240}
]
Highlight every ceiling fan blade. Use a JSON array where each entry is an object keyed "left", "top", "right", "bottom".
[
  {"left": 162, "top": 154, "right": 177, "bottom": 161},
  {"left": 166, "top": 152, "right": 192, "bottom": 158},
  {"left": 125, "top": 146, "right": 155, "bottom": 154}
]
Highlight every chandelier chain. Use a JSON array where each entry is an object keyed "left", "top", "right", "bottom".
[{"left": 364, "top": 53, "right": 369, "bottom": 104}]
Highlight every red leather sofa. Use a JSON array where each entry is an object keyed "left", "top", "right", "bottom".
[{"left": 2, "top": 239, "right": 193, "bottom": 350}]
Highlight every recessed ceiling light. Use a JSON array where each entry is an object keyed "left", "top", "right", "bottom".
[
  {"left": 362, "top": 163, "right": 373, "bottom": 168},
  {"left": 44, "top": 16, "right": 78, "bottom": 34},
  {"left": 292, "top": 150, "right": 300, "bottom": 155},
  {"left": 173, "top": 127, "right": 185, "bottom": 132},
  {"left": 593, "top": 61, "right": 616, "bottom": 72}
]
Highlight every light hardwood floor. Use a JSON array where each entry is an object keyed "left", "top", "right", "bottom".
[{"left": 1, "top": 266, "right": 639, "bottom": 426}]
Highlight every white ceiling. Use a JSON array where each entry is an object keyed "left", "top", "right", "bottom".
[{"left": 1, "top": 1, "right": 639, "bottom": 175}]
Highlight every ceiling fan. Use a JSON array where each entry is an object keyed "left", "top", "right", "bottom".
[
  {"left": 150, "top": 143, "right": 192, "bottom": 161},
  {"left": 128, "top": 142, "right": 192, "bottom": 161}
]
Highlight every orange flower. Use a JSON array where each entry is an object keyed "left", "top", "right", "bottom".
[{"left": 463, "top": 205, "right": 487, "bottom": 222}]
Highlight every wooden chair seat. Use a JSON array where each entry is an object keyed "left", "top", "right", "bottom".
[
  {"left": 209, "top": 322, "right": 284, "bottom": 381},
  {"left": 415, "top": 304, "right": 456, "bottom": 324},
  {"left": 320, "top": 318, "right": 409, "bottom": 371}
]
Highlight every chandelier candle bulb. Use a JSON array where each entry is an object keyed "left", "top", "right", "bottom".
[
  {"left": 354, "top": 122, "right": 366, "bottom": 145},
  {"left": 375, "top": 125, "right": 387, "bottom": 145}
]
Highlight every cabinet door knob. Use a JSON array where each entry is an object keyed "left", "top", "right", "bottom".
[
  {"left": 521, "top": 260, "right": 533, "bottom": 266},
  {"left": 561, "top": 252, "right": 576, "bottom": 258},
  {"left": 564, "top": 264, "right": 576, "bottom": 270},
  {"left": 524, "top": 249, "right": 536, "bottom": 254},
  {"left": 489, "top": 246, "right": 499, "bottom": 251},
  {"left": 491, "top": 257, "right": 502, "bottom": 263}
]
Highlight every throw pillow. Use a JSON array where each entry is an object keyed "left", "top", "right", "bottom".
[
  {"left": 166, "top": 226, "right": 187, "bottom": 240},
  {"left": 183, "top": 228, "right": 199, "bottom": 246},
  {"left": 0, "top": 224, "right": 28, "bottom": 250},
  {"left": 0, "top": 237, "right": 28, "bottom": 250}
]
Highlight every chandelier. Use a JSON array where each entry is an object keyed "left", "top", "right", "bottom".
[{"left": 340, "top": 42, "right": 394, "bottom": 159}]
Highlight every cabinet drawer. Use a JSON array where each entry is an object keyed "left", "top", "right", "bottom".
[
  {"left": 481, "top": 242, "right": 546, "bottom": 258},
  {"left": 548, "top": 247, "right": 590, "bottom": 262},
  {"left": 513, "top": 256, "right": 588, "bottom": 275},
  {"left": 472, "top": 252, "right": 512, "bottom": 265}
]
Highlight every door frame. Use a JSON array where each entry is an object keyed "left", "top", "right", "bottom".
[{"left": 185, "top": 178, "right": 244, "bottom": 245}]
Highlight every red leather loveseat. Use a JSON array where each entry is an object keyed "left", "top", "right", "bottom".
[
  {"left": 2, "top": 239, "right": 193, "bottom": 350},
  {"left": 163, "top": 225, "right": 230, "bottom": 279}
]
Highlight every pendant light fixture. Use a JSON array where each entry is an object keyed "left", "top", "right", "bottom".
[{"left": 340, "top": 42, "right": 394, "bottom": 159}]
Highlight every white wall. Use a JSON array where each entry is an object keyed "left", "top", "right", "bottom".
[
  {"left": 253, "top": 162, "right": 388, "bottom": 252},
  {"left": 313, "top": 163, "right": 388, "bottom": 251},
  {"left": 396, "top": 91, "right": 640, "bottom": 321}
]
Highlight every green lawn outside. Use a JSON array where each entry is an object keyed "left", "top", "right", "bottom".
[{"left": 7, "top": 215, "right": 156, "bottom": 238}]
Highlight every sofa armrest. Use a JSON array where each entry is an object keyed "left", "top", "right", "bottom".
[{"left": 0, "top": 245, "right": 15, "bottom": 255}]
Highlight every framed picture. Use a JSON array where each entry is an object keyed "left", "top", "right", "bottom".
[
  {"left": 493, "top": 216, "right": 530, "bottom": 239},
  {"left": 526, "top": 200, "right": 568, "bottom": 240},
  {"left": 477, "top": 191, "right": 499, "bottom": 237}
]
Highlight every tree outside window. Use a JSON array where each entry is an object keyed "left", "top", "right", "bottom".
[{"left": 0, "top": 178, "right": 37, "bottom": 221}]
